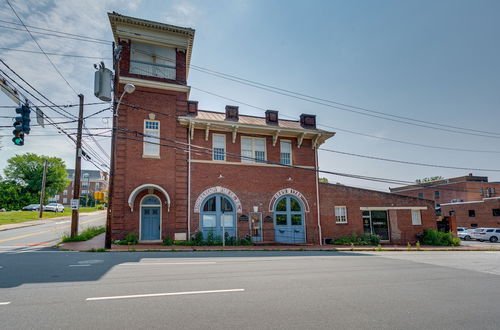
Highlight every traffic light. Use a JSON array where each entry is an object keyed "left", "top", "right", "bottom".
[{"left": 12, "top": 105, "right": 31, "bottom": 146}]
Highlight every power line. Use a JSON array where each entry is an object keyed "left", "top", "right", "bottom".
[
  {"left": 129, "top": 44, "right": 500, "bottom": 138},
  {"left": 319, "top": 148, "right": 500, "bottom": 172},
  {"left": 0, "top": 18, "right": 112, "bottom": 43},
  {"left": 0, "top": 47, "right": 111, "bottom": 60},
  {"left": 192, "top": 87, "right": 500, "bottom": 154},
  {"left": 6, "top": 0, "right": 79, "bottom": 95},
  {"left": 0, "top": 24, "right": 110, "bottom": 45},
  {"left": 0, "top": 101, "right": 107, "bottom": 108}
]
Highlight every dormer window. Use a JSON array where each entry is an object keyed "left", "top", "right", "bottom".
[{"left": 130, "top": 42, "right": 176, "bottom": 80}]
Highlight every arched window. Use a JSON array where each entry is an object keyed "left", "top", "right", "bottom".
[{"left": 142, "top": 195, "right": 160, "bottom": 205}]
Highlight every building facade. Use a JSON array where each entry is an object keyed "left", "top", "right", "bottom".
[
  {"left": 390, "top": 174, "right": 499, "bottom": 205},
  {"left": 441, "top": 198, "right": 500, "bottom": 228},
  {"left": 53, "top": 169, "right": 108, "bottom": 205},
  {"left": 108, "top": 13, "right": 436, "bottom": 245}
]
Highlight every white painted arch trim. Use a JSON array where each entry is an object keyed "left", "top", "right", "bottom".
[
  {"left": 359, "top": 206, "right": 428, "bottom": 211},
  {"left": 268, "top": 188, "right": 310, "bottom": 213},
  {"left": 128, "top": 184, "right": 171, "bottom": 212},
  {"left": 194, "top": 186, "right": 242, "bottom": 214}
]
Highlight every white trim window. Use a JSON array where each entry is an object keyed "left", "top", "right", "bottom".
[
  {"left": 63, "top": 198, "right": 67, "bottom": 204},
  {"left": 411, "top": 210, "right": 422, "bottom": 225},
  {"left": 280, "top": 140, "right": 292, "bottom": 165},
  {"left": 143, "top": 120, "right": 160, "bottom": 157},
  {"left": 241, "top": 137, "right": 266, "bottom": 163},
  {"left": 213, "top": 134, "right": 226, "bottom": 161},
  {"left": 335, "top": 206, "right": 347, "bottom": 223}
]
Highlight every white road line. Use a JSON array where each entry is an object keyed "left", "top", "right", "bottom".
[
  {"left": 86, "top": 288, "right": 245, "bottom": 301},
  {"left": 0, "top": 302, "right": 11, "bottom": 305},
  {"left": 69, "top": 264, "right": 91, "bottom": 267},
  {"left": 117, "top": 262, "right": 216, "bottom": 266}
]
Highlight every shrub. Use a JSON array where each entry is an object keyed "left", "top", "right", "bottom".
[
  {"left": 331, "top": 233, "right": 380, "bottom": 246},
  {"left": 162, "top": 237, "right": 173, "bottom": 246},
  {"left": 115, "top": 232, "right": 139, "bottom": 245},
  {"left": 422, "top": 229, "right": 460, "bottom": 246},
  {"left": 96, "top": 204, "right": 105, "bottom": 210}
]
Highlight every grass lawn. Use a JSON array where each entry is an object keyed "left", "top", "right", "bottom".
[{"left": 0, "top": 207, "right": 103, "bottom": 226}]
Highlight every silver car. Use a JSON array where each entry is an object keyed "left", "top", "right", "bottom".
[
  {"left": 473, "top": 228, "right": 500, "bottom": 243},
  {"left": 458, "top": 228, "right": 474, "bottom": 241},
  {"left": 44, "top": 203, "right": 65, "bottom": 212}
]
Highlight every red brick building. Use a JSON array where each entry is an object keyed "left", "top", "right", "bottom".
[
  {"left": 441, "top": 198, "right": 500, "bottom": 228},
  {"left": 51, "top": 169, "right": 108, "bottom": 206},
  {"left": 390, "top": 174, "right": 499, "bottom": 205},
  {"left": 107, "top": 13, "right": 435, "bottom": 245}
]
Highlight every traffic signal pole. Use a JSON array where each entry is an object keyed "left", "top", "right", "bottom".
[{"left": 70, "top": 94, "right": 84, "bottom": 238}]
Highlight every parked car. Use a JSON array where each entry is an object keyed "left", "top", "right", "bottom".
[
  {"left": 458, "top": 228, "right": 474, "bottom": 240},
  {"left": 472, "top": 228, "right": 500, "bottom": 243},
  {"left": 44, "top": 203, "right": 65, "bottom": 212},
  {"left": 470, "top": 228, "right": 485, "bottom": 241},
  {"left": 22, "top": 204, "right": 41, "bottom": 211}
]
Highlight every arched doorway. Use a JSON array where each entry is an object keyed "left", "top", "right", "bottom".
[
  {"left": 200, "top": 194, "right": 236, "bottom": 239},
  {"left": 274, "top": 195, "right": 305, "bottom": 243},
  {"left": 140, "top": 195, "right": 161, "bottom": 241}
]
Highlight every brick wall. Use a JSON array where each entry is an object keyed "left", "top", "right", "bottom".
[
  {"left": 319, "top": 183, "right": 436, "bottom": 244},
  {"left": 441, "top": 198, "right": 500, "bottom": 228}
]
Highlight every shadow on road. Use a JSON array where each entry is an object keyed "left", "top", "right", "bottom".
[{"left": 0, "top": 250, "right": 368, "bottom": 288}]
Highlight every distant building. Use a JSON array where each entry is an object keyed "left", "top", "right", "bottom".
[
  {"left": 51, "top": 169, "right": 108, "bottom": 205},
  {"left": 441, "top": 198, "right": 500, "bottom": 229},
  {"left": 390, "top": 174, "right": 500, "bottom": 206}
]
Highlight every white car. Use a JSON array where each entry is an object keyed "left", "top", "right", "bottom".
[
  {"left": 472, "top": 228, "right": 500, "bottom": 243},
  {"left": 458, "top": 228, "right": 474, "bottom": 241},
  {"left": 44, "top": 203, "right": 65, "bottom": 212}
]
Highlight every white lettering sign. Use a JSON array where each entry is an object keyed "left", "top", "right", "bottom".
[
  {"left": 194, "top": 186, "right": 242, "bottom": 213},
  {"left": 71, "top": 199, "right": 79, "bottom": 210},
  {"left": 268, "top": 188, "right": 310, "bottom": 212}
]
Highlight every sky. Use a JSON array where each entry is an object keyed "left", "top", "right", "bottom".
[{"left": 0, "top": 0, "right": 499, "bottom": 191}]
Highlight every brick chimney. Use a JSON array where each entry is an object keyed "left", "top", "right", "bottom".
[
  {"left": 300, "top": 114, "right": 316, "bottom": 129},
  {"left": 187, "top": 100, "right": 198, "bottom": 115},
  {"left": 225, "top": 105, "right": 239, "bottom": 121},
  {"left": 265, "top": 110, "right": 279, "bottom": 125}
]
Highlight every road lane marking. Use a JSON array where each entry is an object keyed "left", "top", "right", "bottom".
[
  {"left": 118, "top": 262, "right": 216, "bottom": 266},
  {"left": 69, "top": 264, "right": 91, "bottom": 267},
  {"left": 86, "top": 289, "right": 245, "bottom": 301},
  {"left": 0, "top": 302, "right": 11, "bottom": 305},
  {"left": 0, "top": 217, "right": 104, "bottom": 243}
]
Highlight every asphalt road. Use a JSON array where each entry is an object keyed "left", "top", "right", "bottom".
[
  {"left": 1, "top": 250, "right": 499, "bottom": 329},
  {"left": 0, "top": 211, "right": 105, "bottom": 253}
]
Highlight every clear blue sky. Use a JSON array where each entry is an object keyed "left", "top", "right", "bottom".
[{"left": 0, "top": 0, "right": 499, "bottom": 191}]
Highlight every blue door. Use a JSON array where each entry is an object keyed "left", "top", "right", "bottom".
[
  {"left": 274, "top": 196, "right": 305, "bottom": 243},
  {"left": 201, "top": 194, "right": 236, "bottom": 239},
  {"left": 141, "top": 196, "right": 161, "bottom": 240}
]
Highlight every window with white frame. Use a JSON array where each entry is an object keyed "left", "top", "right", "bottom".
[
  {"left": 334, "top": 206, "right": 347, "bottom": 223},
  {"left": 130, "top": 42, "right": 176, "bottom": 80},
  {"left": 63, "top": 190, "right": 67, "bottom": 195},
  {"left": 280, "top": 140, "right": 292, "bottom": 165},
  {"left": 241, "top": 137, "right": 266, "bottom": 163},
  {"left": 63, "top": 198, "right": 67, "bottom": 204},
  {"left": 143, "top": 120, "right": 160, "bottom": 157},
  {"left": 213, "top": 134, "right": 226, "bottom": 161},
  {"left": 411, "top": 210, "right": 422, "bottom": 225}
]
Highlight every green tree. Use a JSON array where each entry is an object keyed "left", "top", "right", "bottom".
[
  {"left": 415, "top": 176, "right": 444, "bottom": 184},
  {"left": 3, "top": 153, "right": 69, "bottom": 202},
  {"left": 0, "top": 180, "right": 37, "bottom": 210}
]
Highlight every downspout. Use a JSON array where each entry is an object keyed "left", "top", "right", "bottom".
[
  {"left": 315, "top": 147, "right": 322, "bottom": 245},
  {"left": 187, "top": 121, "right": 192, "bottom": 240}
]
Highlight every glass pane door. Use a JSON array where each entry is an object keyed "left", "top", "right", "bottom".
[{"left": 370, "top": 211, "right": 390, "bottom": 240}]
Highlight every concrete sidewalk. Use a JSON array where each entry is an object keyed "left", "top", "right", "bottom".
[
  {"left": 58, "top": 235, "right": 500, "bottom": 252},
  {"left": 0, "top": 210, "right": 106, "bottom": 232}
]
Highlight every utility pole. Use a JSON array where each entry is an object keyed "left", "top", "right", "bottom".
[
  {"left": 38, "top": 159, "right": 48, "bottom": 218},
  {"left": 105, "top": 42, "right": 119, "bottom": 249},
  {"left": 70, "top": 94, "right": 84, "bottom": 238}
]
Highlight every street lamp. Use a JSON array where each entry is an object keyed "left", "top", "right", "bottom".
[{"left": 116, "top": 83, "right": 135, "bottom": 116}]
